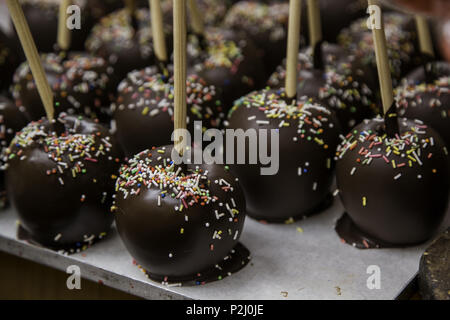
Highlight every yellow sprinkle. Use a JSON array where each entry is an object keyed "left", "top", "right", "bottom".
[
  {"left": 180, "top": 228, "right": 184, "bottom": 234},
  {"left": 142, "top": 107, "right": 149, "bottom": 115},
  {"left": 314, "top": 138, "right": 324, "bottom": 145},
  {"left": 297, "top": 227, "right": 303, "bottom": 233},
  {"left": 284, "top": 217, "right": 295, "bottom": 225},
  {"left": 363, "top": 197, "right": 367, "bottom": 207},
  {"left": 391, "top": 160, "right": 396, "bottom": 169}
]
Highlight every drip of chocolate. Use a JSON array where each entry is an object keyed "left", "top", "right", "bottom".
[
  {"left": 313, "top": 41, "right": 325, "bottom": 71},
  {"left": 384, "top": 102, "right": 400, "bottom": 138}
]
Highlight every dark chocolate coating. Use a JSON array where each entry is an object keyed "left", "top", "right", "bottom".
[
  {"left": 12, "top": 52, "right": 117, "bottom": 123},
  {"left": 88, "top": 0, "right": 227, "bottom": 26},
  {"left": 0, "top": 30, "right": 20, "bottom": 94},
  {"left": 395, "top": 77, "right": 450, "bottom": 148},
  {"left": 86, "top": 8, "right": 171, "bottom": 80},
  {"left": 112, "top": 66, "right": 224, "bottom": 157},
  {"left": 187, "top": 28, "right": 266, "bottom": 111},
  {"left": 226, "top": 88, "right": 341, "bottom": 221},
  {"left": 403, "top": 62, "right": 450, "bottom": 85},
  {"left": 161, "top": 0, "right": 228, "bottom": 27},
  {"left": 301, "top": 0, "right": 367, "bottom": 43},
  {"left": 224, "top": 1, "right": 290, "bottom": 76},
  {"left": 338, "top": 12, "right": 421, "bottom": 86},
  {"left": 114, "top": 145, "right": 246, "bottom": 280},
  {"left": 5, "top": 114, "right": 122, "bottom": 249},
  {"left": 268, "top": 43, "right": 378, "bottom": 133},
  {"left": 0, "top": 96, "right": 29, "bottom": 208},
  {"left": 10, "top": 0, "right": 94, "bottom": 53},
  {"left": 267, "top": 43, "right": 349, "bottom": 89},
  {"left": 0, "top": 96, "right": 29, "bottom": 153},
  {"left": 317, "top": 70, "right": 378, "bottom": 133},
  {"left": 336, "top": 117, "right": 449, "bottom": 247}
]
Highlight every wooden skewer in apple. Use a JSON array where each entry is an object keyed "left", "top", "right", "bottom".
[
  {"left": 225, "top": 0, "right": 342, "bottom": 222},
  {"left": 5, "top": 0, "right": 122, "bottom": 250},
  {"left": 7, "top": 0, "right": 54, "bottom": 122},
  {"left": 334, "top": 1, "right": 450, "bottom": 249},
  {"left": 112, "top": 0, "right": 249, "bottom": 285}
]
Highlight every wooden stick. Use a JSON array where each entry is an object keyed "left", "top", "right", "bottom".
[
  {"left": 286, "top": 0, "right": 302, "bottom": 98},
  {"left": 415, "top": 15, "right": 434, "bottom": 57},
  {"left": 57, "top": 0, "right": 71, "bottom": 51},
  {"left": 150, "top": 0, "right": 168, "bottom": 62},
  {"left": 307, "top": 0, "right": 322, "bottom": 48},
  {"left": 7, "top": 0, "right": 54, "bottom": 121},
  {"left": 173, "top": 0, "right": 187, "bottom": 155},
  {"left": 187, "top": 0, "right": 205, "bottom": 35},
  {"left": 368, "top": 0, "right": 393, "bottom": 114}
]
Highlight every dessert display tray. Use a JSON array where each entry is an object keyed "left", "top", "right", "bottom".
[{"left": 1, "top": 197, "right": 448, "bottom": 300}]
